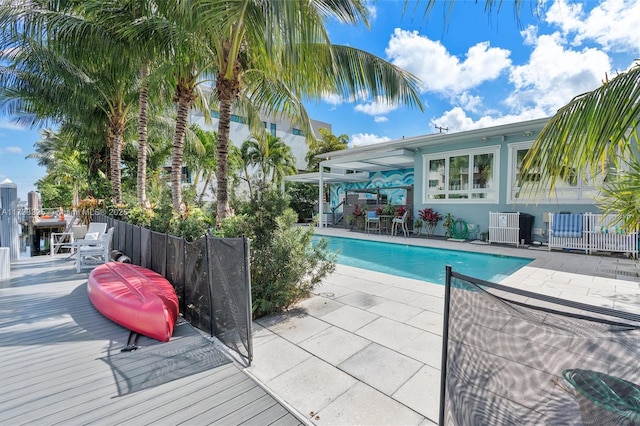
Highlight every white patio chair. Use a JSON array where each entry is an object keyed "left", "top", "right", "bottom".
[
  {"left": 391, "top": 210, "right": 410, "bottom": 238},
  {"left": 52, "top": 222, "right": 107, "bottom": 259},
  {"left": 75, "top": 227, "right": 114, "bottom": 273}
]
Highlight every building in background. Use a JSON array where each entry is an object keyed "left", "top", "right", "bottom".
[{"left": 187, "top": 109, "right": 331, "bottom": 201}]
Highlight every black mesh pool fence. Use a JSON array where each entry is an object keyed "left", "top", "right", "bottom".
[
  {"left": 92, "top": 214, "right": 253, "bottom": 365},
  {"left": 440, "top": 266, "right": 640, "bottom": 425}
]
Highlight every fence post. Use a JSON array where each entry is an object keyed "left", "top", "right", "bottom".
[
  {"left": 243, "top": 237, "right": 253, "bottom": 365},
  {"left": 205, "top": 235, "right": 215, "bottom": 337},
  {"left": 439, "top": 265, "right": 453, "bottom": 426}
]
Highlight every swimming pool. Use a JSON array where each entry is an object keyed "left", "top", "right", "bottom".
[{"left": 315, "top": 235, "right": 532, "bottom": 284}]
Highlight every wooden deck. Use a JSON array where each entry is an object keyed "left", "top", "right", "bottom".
[{"left": 0, "top": 256, "right": 304, "bottom": 425}]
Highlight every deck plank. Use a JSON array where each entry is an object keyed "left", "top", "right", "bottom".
[{"left": 0, "top": 257, "right": 307, "bottom": 425}]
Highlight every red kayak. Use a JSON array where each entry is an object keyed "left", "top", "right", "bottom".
[{"left": 87, "top": 263, "right": 179, "bottom": 342}]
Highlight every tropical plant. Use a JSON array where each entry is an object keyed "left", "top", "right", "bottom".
[
  {"left": 352, "top": 204, "right": 365, "bottom": 218},
  {"left": 382, "top": 203, "right": 397, "bottom": 216},
  {"left": 185, "top": 124, "right": 218, "bottom": 204},
  {"left": 414, "top": 219, "right": 423, "bottom": 235},
  {"left": 396, "top": 206, "right": 407, "bottom": 218},
  {"left": 218, "top": 186, "right": 336, "bottom": 318},
  {"left": 419, "top": 208, "right": 442, "bottom": 236},
  {"left": 352, "top": 203, "right": 365, "bottom": 230},
  {"left": 305, "top": 128, "right": 349, "bottom": 171},
  {"left": 0, "top": 1, "right": 145, "bottom": 205},
  {"left": 286, "top": 182, "right": 318, "bottom": 223},
  {"left": 241, "top": 134, "right": 297, "bottom": 188},
  {"left": 443, "top": 213, "right": 455, "bottom": 238}
]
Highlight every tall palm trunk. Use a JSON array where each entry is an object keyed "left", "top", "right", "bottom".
[
  {"left": 137, "top": 64, "right": 150, "bottom": 208},
  {"left": 216, "top": 96, "right": 233, "bottom": 224},
  {"left": 215, "top": 47, "right": 242, "bottom": 225},
  {"left": 108, "top": 115, "right": 125, "bottom": 204},
  {"left": 171, "top": 79, "right": 196, "bottom": 215}
]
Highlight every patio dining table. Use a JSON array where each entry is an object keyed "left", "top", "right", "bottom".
[{"left": 378, "top": 215, "right": 395, "bottom": 235}]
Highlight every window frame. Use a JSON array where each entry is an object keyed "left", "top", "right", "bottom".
[
  {"left": 422, "top": 145, "right": 500, "bottom": 204},
  {"left": 507, "top": 141, "right": 607, "bottom": 204}
]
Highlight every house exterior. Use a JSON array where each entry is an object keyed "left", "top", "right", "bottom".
[{"left": 299, "top": 117, "right": 627, "bottom": 243}]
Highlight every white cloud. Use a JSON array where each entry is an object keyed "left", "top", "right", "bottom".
[
  {"left": 374, "top": 116, "right": 388, "bottom": 123},
  {"left": 4, "top": 146, "right": 23, "bottom": 154},
  {"left": 544, "top": 0, "right": 640, "bottom": 52},
  {"left": 457, "top": 92, "right": 483, "bottom": 114},
  {"left": 507, "top": 31, "right": 611, "bottom": 116},
  {"left": 384, "top": 28, "right": 511, "bottom": 94},
  {"left": 354, "top": 97, "right": 398, "bottom": 115},
  {"left": 0, "top": 120, "right": 28, "bottom": 130},
  {"left": 429, "top": 106, "right": 548, "bottom": 133},
  {"left": 350, "top": 133, "right": 391, "bottom": 147},
  {"left": 321, "top": 93, "right": 344, "bottom": 106}
]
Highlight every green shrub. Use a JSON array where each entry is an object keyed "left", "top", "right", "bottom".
[
  {"left": 220, "top": 186, "right": 336, "bottom": 318},
  {"left": 126, "top": 205, "right": 154, "bottom": 228},
  {"left": 169, "top": 207, "right": 212, "bottom": 242}
]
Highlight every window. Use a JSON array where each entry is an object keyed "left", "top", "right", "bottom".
[
  {"left": 181, "top": 166, "right": 191, "bottom": 184},
  {"left": 423, "top": 146, "right": 499, "bottom": 203},
  {"left": 263, "top": 121, "right": 267, "bottom": 128},
  {"left": 230, "top": 114, "right": 246, "bottom": 124},
  {"left": 507, "top": 141, "right": 614, "bottom": 204},
  {"left": 292, "top": 128, "right": 304, "bottom": 136},
  {"left": 270, "top": 123, "right": 276, "bottom": 136}
]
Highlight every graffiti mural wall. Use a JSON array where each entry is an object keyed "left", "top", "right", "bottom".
[{"left": 329, "top": 168, "right": 414, "bottom": 207}]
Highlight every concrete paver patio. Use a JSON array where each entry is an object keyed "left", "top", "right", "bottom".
[{"left": 246, "top": 227, "right": 639, "bottom": 425}]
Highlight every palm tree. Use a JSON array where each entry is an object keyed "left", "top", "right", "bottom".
[
  {"left": 240, "top": 138, "right": 259, "bottom": 199},
  {"left": 27, "top": 130, "right": 89, "bottom": 207},
  {"left": 0, "top": 1, "right": 142, "bottom": 205},
  {"left": 185, "top": 124, "right": 218, "bottom": 204},
  {"left": 242, "top": 134, "right": 297, "bottom": 188},
  {"left": 306, "top": 128, "right": 349, "bottom": 171},
  {"left": 188, "top": 0, "right": 423, "bottom": 225}
]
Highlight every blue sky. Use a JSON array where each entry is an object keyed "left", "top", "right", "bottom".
[{"left": 1, "top": 0, "right": 639, "bottom": 200}]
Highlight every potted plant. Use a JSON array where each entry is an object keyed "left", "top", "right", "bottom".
[
  {"left": 382, "top": 203, "right": 396, "bottom": 216},
  {"left": 419, "top": 208, "right": 442, "bottom": 236},
  {"left": 352, "top": 204, "right": 365, "bottom": 230},
  {"left": 396, "top": 206, "right": 407, "bottom": 218},
  {"left": 414, "top": 219, "right": 423, "bottom": 235}
]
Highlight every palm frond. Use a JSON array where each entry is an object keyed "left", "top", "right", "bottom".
[{"left": 520, "top": 63, "right": 640, "bottom": 196}]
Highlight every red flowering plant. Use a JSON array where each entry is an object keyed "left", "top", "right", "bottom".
[
  {"left": 375, "top": 206, "right": 383, "bottom": 216},
  {"left": 352, "top": 203, "right": 365, "bottom": 230},
  {"left": 352, "top": 203, "right": 365, "bottom": 218},
  {"left": 419, "top": 208, "right": 442, "bottom": 236},
  {"left": 396, "top": 206, "right": 407, "bottom": 218}
]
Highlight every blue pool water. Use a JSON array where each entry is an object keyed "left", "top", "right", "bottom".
[{"left": 314, "top": 236, "right": 532, "bottom": 284}]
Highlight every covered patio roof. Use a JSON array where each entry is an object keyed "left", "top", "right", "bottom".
[
  {"left": 283, "top": 171, "right": 370, "bottom": 184},
  {"left": 319, "top": 148, "right": 415, "bottom": 172}
]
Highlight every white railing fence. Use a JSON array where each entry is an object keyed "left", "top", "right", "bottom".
[{"left": 549, "top": 213, "right": 638, "bottom": 258}]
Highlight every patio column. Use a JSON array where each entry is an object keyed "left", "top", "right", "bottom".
[{"left": 318, "top": 165, "right": 324, "bottom": 228}]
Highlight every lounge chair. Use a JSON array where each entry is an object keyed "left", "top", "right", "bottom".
[
  {"left": 75, "top": 227, "right": 113, "bottom": 273},
  {"left": 53, "top": 222, "right": 107, "bottom": 259}
]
